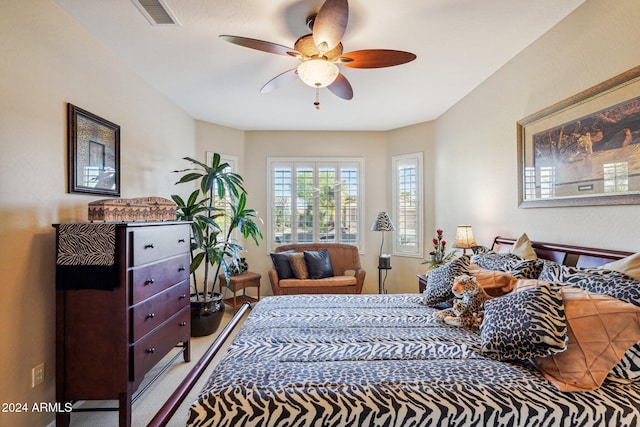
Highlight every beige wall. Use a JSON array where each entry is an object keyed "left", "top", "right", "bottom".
[
  {"left": 243, "top": 131, "right": 389, "bottom": 295},
  {"left": 0, "top": 2, "right": 195, "bottom": 426},
  {"left": 432, "top": 0, "right": 640, "bottom": 251},
  {"left": 2, "top": 0, "right": 640, "bottom": 426},
  {"left": 387, "top": 121, "right": 437, "bottom": 292}
]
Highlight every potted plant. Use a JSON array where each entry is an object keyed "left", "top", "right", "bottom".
[
  {"left": 422, "top": 229, "right": 457, "bottom": 271},
  {"left": 172, "top": 153, "right": 263, "bottom": 337}
]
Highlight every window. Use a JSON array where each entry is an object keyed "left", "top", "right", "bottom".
[
  {"left": 392, "top": 153, "right": 423, "bottom": 257},
  {"left": 603, "top": 162, "right": 628, "bottom": 193},
  {"left": 268, "top": 158, "right": 364, "bottom": 250},
  {"left": 539, "top": 166, "right": 556, "bottom": 199},
  {"left": 524, "top": 167, "right": 536, "bottom": 200}
]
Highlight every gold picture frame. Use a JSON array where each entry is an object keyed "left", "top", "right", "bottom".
[
  {"left": 517, "top": 65, "right": 640, "bottom": 208},
  {"left": 68, "top": 104, "right": 120, "bottom": 196}
]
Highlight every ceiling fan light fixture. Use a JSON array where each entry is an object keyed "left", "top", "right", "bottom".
[{"left": 297, "top": 58, "right": 339, "bottom": 88}]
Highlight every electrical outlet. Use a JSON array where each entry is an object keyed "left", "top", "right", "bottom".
[{"left": 32, "top": 363, "right": 45, "bottom": 388}]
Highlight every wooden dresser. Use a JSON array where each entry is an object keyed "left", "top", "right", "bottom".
[{"left": 54, "top": 222, "right": 191, "bottom": 427}]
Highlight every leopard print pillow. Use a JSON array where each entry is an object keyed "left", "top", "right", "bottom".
[
  {"left": 229, "top": 257, "right": 249, "bottom": 275},
  {"left": 470, "top": 253, "right": 522, "bottom": 272},
  {"left": 423, "top": 256, "right": 471, "bottom": 307},
  {"left": 508, "top": 259, "right": 544, "bottom": 279},
  {"left": 539, "top": 260, "right": 563, "bottom": 282},
  {"left": 560, "top": 268, "right": 640, "bottom": 306},
  {"left": 480, "top": 282, "right": 567, "bottom": 361}
]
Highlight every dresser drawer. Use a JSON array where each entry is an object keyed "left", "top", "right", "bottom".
[
  {"left": 130, "top": 279, "right": 190, "bottom": 342},
  {"left": 130, "top": 307, "right": 190, "bottom": 381},
  {"left": 130, "top": 224, "right": 190, "bottom": 266},
  {"left": 131, "top": 253, "right": 190, "bottom": 304}
]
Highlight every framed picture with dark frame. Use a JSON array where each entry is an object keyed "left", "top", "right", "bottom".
[
  {"left": 68, "top": 103, "right": 120, "bottom": 196},
  {"left": 517, "top": 65, "right": 640, "bottom": 208}
]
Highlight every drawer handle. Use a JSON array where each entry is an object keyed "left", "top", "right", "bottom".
[
  {"left": 145, "top": 278, "right": 155, "bottom": 285},
  {"left": 179, "top": 321, "right": 187, "bottom": 327},
  {"left": 146, "top": 347, "right": 156, "bottom": 354},
  {"left": 178, "top": 266, "right": 186, "bottom": 272},
  {"left": 144, "top": 243, "right": 155, "bottom": 249},
  {"left": 179, "top": 294, "right": 187, "bottom": 299},
  {"left": 147, "top": 313, "right": 155, "bottom": 319},
  {"left": 178, "top": 238, "right": 186, "bottom": 243}
]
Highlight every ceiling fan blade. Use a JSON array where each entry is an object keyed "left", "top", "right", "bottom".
[
  {"left": 260, "top": 69, "right": 299, "bottom": 94},
  {"left": 340, "top": 50, "right": 417, "bottom": 69},
  {"left": 312, "top": 0, "right": 348, "bottom": 53},
  {"left": 328, "top": 73, "right": 353, "bottom": 100},
  {"left": 219, "top": 35, "right": 298, "bottom": 57}
]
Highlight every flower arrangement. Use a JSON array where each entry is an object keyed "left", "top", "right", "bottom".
[{"left": 422, "top": 229, "right": 457, "bottom": 269}]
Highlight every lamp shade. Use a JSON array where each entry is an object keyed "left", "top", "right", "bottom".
[
  {"left": 297, "top": 58, "right": 339, "bottom": 88},
  {"left": 371, "top": 212, "right": 395, "bottom": 232},
  {"left": 454, "top": 225, "right": 476, "bottom": 249}
]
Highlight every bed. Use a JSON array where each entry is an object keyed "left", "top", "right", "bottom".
[{"left": 150, "top": 237, "right": 640, "bottom": 427}]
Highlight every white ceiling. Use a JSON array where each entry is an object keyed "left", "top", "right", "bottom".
[{"left": 50, "top": 0, "right": 585, "bottom": 131}]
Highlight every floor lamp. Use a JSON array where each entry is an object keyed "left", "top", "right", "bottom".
[{"left": 371, "top": 212, "right": 395, "bottom": 294}]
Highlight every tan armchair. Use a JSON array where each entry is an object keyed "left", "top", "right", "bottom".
[{"left": 269, "top": 243, "right": 366, "bottom": 295}]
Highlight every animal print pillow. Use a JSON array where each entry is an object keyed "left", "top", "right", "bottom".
[
  {"left": 480, "top": 282, "right": 567, "bottom": 361},
  {"left": 507, "top": 259, "right": 544, "bottom": 280},
  {"left": 538, "top": 260, "right": 563, "bottom": 282},
  {"left": 229, "top": 257, "right": 249, "bottom": 275},
  {"left": 471, "top": 245, "right": 492, "bottom": 255},
  {"left": 470, "top": 253, "right": 522, "bottom": 272},
  {"left": 423, "top": 256, "right": 471, "bottom": 307},
  {"left": 288, "top": 252, "right": 309, "bottom": 279},
  {"left": 560, "top": 268, "right": 640, "bottom": 307}
]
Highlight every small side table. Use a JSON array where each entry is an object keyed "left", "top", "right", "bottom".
[
  {"left": 417, "top": 274, "right": 428, "bottom": 293},
  {"left": 378, "top": 266, "right": 392, "bottom": 294},
  {"left": 219, "top": 271, "right": 261, "bottom": 312}
]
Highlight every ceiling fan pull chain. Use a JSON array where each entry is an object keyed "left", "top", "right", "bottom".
[{"left": 314, "top": 86, "right": 321, "bottom": 110}]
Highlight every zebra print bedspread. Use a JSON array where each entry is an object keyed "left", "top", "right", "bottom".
[{"left": 187, "top": 294, "right": 640, "bottom": 427}]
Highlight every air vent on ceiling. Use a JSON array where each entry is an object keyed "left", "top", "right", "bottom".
[{"left": 132, "top": 0, "right": 180, "bottom": 26}]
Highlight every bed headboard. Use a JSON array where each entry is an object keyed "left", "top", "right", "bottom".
[{"left": 491, "top": 236, "right": 633, "bottom": 269}]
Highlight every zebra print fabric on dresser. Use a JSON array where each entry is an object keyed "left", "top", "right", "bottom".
[
  {"left": 188, "top": 294, "right": 640, "bottom": 427},
  {"left": 56, "top": 223, "right": 116, "bottom": 266},
  {"left": 55, "top": 223, "right": 117, "bottom": 290}
]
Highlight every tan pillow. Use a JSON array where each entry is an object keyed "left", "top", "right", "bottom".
[
  {"left": 469, "top": 268, "right": 517, "bottom": 297},
  {"left": 532, "top": 287, "right": 640, "bottom": 392},
  {"left": 601, "top": 252, "right": 640, "bottom": 281},
  {"left": 509, "top": 233, "right": 537, "bottom": 260},
  {"left": 288, "top": 252, "right": 309, "bottom": 279}
]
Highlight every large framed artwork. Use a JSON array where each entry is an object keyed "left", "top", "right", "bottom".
[
  {"left": 68, "top": 104, "right": 120, "bottom": 196},
  {"left": 517, "top": 65, "right": 640, "bottom": 208}
]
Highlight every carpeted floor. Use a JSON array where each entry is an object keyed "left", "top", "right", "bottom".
[{"left": 67, "top": 306, "right": 244, "bottom": 427}]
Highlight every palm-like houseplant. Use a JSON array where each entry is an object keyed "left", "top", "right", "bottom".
[{"left": 172, "top": 154, "right": 262, "bottom": 336}]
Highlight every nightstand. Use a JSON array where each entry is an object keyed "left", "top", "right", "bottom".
[
  {"left": 219, "top": 271, "right": 261, "bottom": 312},
  {"left": 378, "top": 266, "right": 392, "bottom": 294},
  {"left": 418, "top": 274, "right": 428, "bottom": 293}
]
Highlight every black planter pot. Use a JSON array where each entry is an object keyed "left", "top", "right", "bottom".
[{"left": 190, "top": 292, "right": 225, "bottom": 337}]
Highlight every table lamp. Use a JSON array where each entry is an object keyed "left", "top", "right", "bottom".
[{"left": 454, "top": 225, "right": 476, "bottom": 255}]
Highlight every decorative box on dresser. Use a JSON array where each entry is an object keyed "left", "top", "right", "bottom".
[{"left": 54, "top": 221, "right": 192, "bottom": 427}]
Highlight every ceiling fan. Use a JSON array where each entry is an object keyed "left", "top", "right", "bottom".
[{"left": 219, "top": 0, "right": 417, "bottom": 108}]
